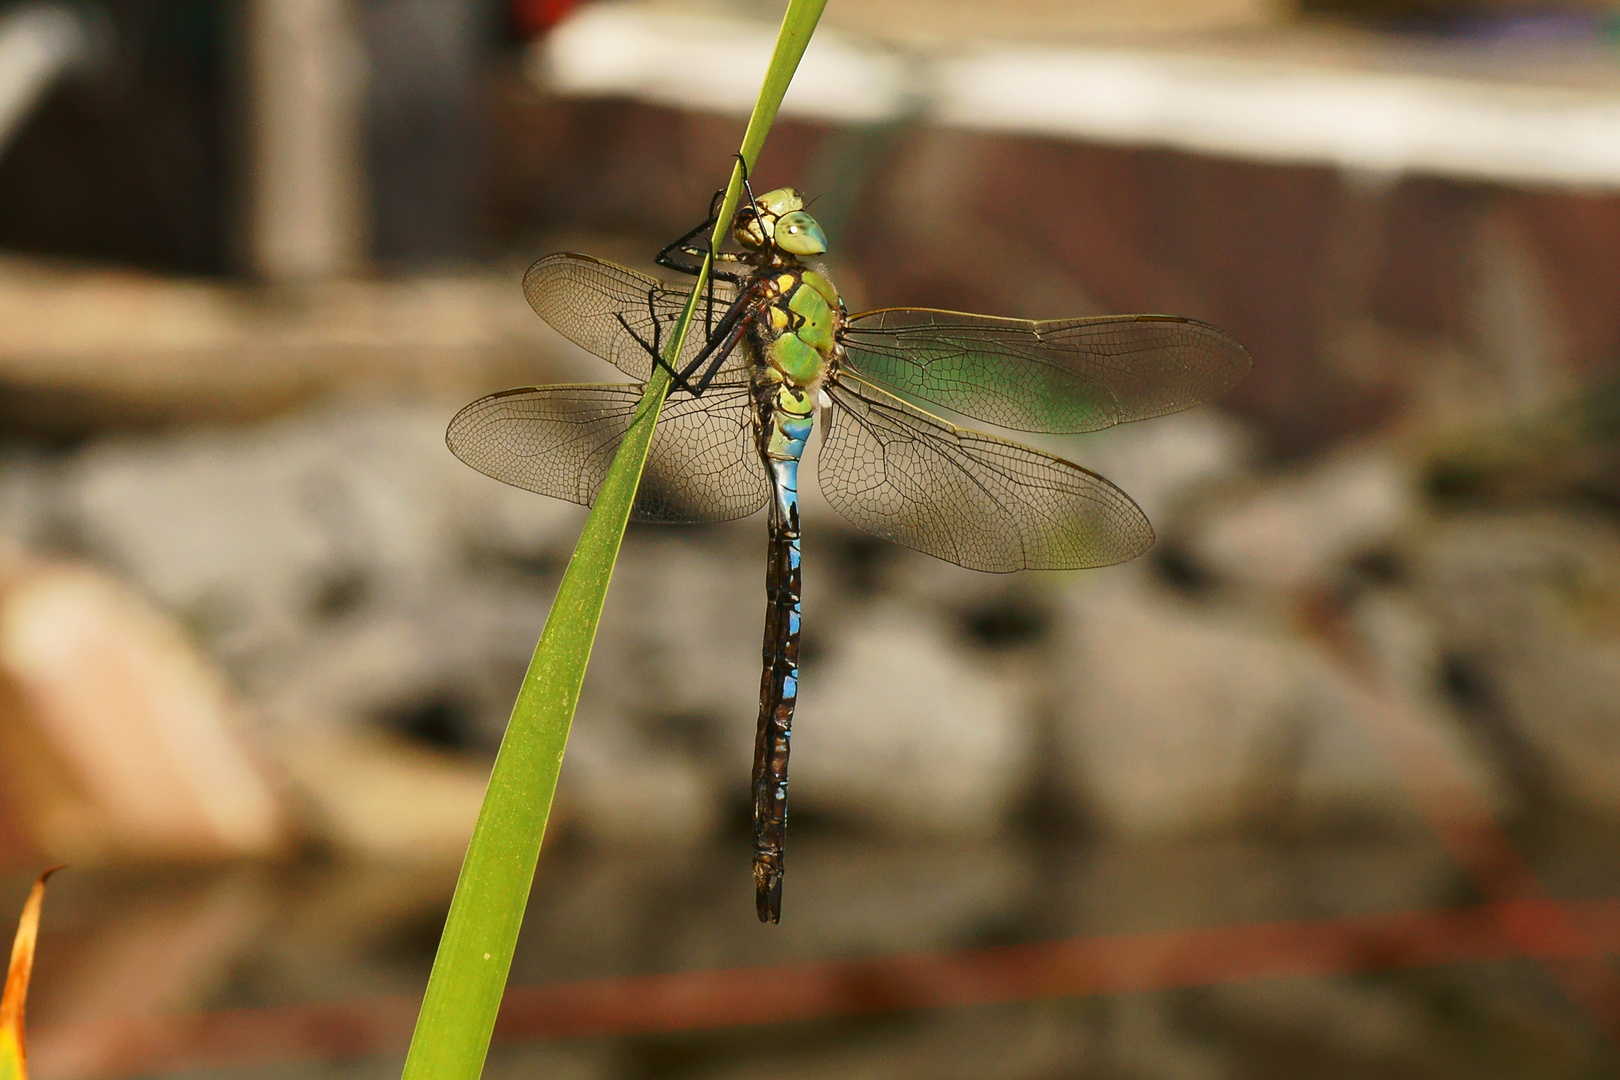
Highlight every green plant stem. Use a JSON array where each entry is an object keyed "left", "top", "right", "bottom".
[{"left": 399, "top": 2, "right": 827, "bottom": 1077}]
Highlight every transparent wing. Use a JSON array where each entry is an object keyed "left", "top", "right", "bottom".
[
  {"left": 446, "top": 383, "right": 768, "bottom": 523},
  {"left": 524, "top": 253, "right": 745, "bottom": 382},
  {"left": 819, "top": 376, "right": 1153, "bottom": 572},
  {"left": 840, "top": 308, "right": 1251, "bottom": 434}
]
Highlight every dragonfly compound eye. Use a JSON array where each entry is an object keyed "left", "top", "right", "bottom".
[{"left": 774, "top": 211, "right": 826, "bottom": 256}]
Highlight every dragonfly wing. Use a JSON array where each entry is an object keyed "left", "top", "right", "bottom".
[
  {"left": 524, "top": 253, "right": 746, "bottom": 382},
  {"left": 840, "top": 309, "right": 1251, "bottom": 434},
  {"left": 447, "top": 383, "right": 768, "bottom": 523},
  {"left": 820, "top": 377, "right": 1153, "bottom": 572}
]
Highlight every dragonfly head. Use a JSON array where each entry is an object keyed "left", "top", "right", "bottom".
[{"left": 733, "top": 187, "right": 827, "bottom": 257}]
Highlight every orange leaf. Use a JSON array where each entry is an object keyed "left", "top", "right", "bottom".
[{"left": 0, "top": 868, "right": 62, "bottom": 1080}]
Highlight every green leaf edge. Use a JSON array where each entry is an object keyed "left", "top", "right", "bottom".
[{"left": 399, "top": 3, "right": 828, "bottom": 1077}]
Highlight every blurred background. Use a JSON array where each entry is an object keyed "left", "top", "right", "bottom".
[{"left": 1, "top": 0, "right": 1620, "bottom": 1075}]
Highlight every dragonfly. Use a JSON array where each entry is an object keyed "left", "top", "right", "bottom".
[{"left": 447, "top": 180, "right": 1251, "bottom": 923}]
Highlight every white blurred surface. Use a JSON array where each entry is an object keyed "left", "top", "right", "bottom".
[
  {"left": 535, "top": 0, "right": 1620, "bottom": 189},
  {"left": 537, "top": 2, "right": 913, "bottom": 124}
]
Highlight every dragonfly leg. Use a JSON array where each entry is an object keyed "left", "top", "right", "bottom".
[
  {"left": 615, "top": 274, "right": 756, "bottom": 398},
  {"left": 688, "top": 319, "right": 752, "bottom": 397},
  {"left": 734, "top": 152, "right": 763, "bottom": 223},
  {"left": 677, "top": 295, "right": 758, "bottom": 396},
  {"left": 611, "top": 310, "right": 666, "bottom": 384},
  {"left": 659, "top": 157, "right": 762, "bottom": 281},
  {"left": 656, "top": 212, "right": 748, "bottom": 352},
  {"left": 613, "top": 290, "right": 707, "bottom": 395},
  {"left": 656, "top": 200, "right": 749, "bottom": 285},
  {"left": 666, "top": 279, "right": 764, "bottom": 396},
  {"left": 655, "top": 211, "right": 719, "bottom": 278}
]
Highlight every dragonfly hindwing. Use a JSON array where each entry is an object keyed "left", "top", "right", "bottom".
[{"left": 818, "top": 377, "right": 1154, "bottom": 571}]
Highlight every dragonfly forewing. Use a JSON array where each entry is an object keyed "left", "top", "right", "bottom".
[
  {"left": 524, "top": 253, "right": 746, "bottom": 384},
  {"left": 820, "top": 376, "right": 1154, "bottom": 572},
  {"left": 446, "top": 382, "right": 769, "bottom": 523},
  {"left": 840, "top": 309, "right": 1252, "bottom": 434}
]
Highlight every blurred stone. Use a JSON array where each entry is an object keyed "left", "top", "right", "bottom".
[
  {"left": 40, "top": 399, "right": 646, "bottom": 859},
  {"left": 246, "top": 577, "right": 551, "bottom": 749},
  {"left": 585, "top": 529, "right": 766, "bottom": 777},
  {"left": 1054, "top": 577, "right": 1411, "bottom": 836},
  {"left": 536, "top": 527, "right": 770, "bottom": 849},
  {"left": 275, "top": 727, "right": 487, "bottom": 863},
  {"left": 1349, "top": 588, "right": 1516, "bottom": 817},
  {"left": 0, "top": 450, "right": 52, "bottom": 550},
  {"left": 555, "top": 719, "right": 726, "bottom": 847},
  {"left": 63, "top": 401, "right": 580, "bottom": 734},
  {"left": 1185, "top": 445, "right": 1416, "bottom": 592},
  {"left": 1068, "top": 407, "right": 1258, "bottom": 526},
  {"left": 1420, "top": 511, "right": 1620, "bottom": 817},
  {"left": 66, "top": 402, "right": 574, "bottom": 646},
  {"left": 568, "top": 571, "right": 1040, "bottom": 845},
  {"left": 844, "top": 537, "right": 1037, "bottom": 614},
  {"left": 0, "top": 558, "right": 285, "bottom": 864},
  {"left": 232, "top": 860, "right": 459, "bottom": 1002},
  {"left": 792, "top": 604, "right": 1034, "bottom": 836}
]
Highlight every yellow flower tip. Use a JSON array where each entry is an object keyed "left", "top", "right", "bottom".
[{"left": 0, "top": 866, "right": 65, "bottom": 1080}]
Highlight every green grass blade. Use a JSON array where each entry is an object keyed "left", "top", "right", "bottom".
[{"left": 400, "top": 2, "right": 827, "bottom": 1077}]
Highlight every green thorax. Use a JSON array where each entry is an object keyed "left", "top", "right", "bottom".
[{"left": 755, "top": 267, "right": 841, "bottom": 388}]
